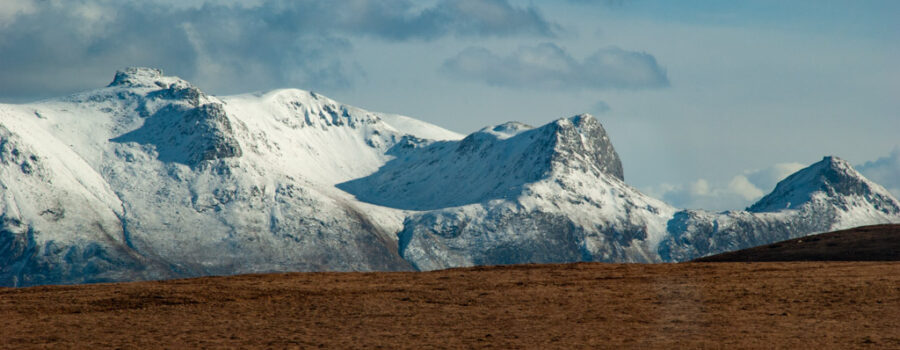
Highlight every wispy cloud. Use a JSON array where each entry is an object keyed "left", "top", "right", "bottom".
[
  {"left": 591, "top": 100, "right": 612, "bottom": 114},
  {"left": 565, "top": 0, "right": 630, "bottom": 7},
  {"left": 384, "top": 0, "right": 559, "bottom": 40},
  {"left": 0, "top": 0, "right": 558, "bottom": 99},
  {"left": 442, "top": 43, "right": 669, "bottom": 90}
]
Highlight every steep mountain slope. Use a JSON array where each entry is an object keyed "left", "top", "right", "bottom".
[
  {"left": 347, "top": 115, "right": 675, "bottom": 269},
  {"left": 339, "top": 115, "right": 624, "bottom": 210},
  {"left": 1, "top": 67, "right": 898, "bottom": 286},
  {"left": 658, "top": 157, "right": 900, "bottom": 261},
  {"left": 0, "top": 68, "right": 462, "bottom": 286}
]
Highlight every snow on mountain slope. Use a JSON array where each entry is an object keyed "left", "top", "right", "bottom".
[
  {"left": 339, "top": 116, "right": 624, "bottom": 211},
  {"left": 0, "top": 104, "right": 160, "bottom": 285},
  {"left": 658, "top": 156, "right": 900, "bottom": 261},
  {"left": 1, "top": 67, "right": 899, "bottom": 286},
  {"left": 0, "top": 68, "right": 462, "bottom": 285},
  {"left": 222, "top": 89, "right": 462, "bottom": 186},
  {"left": 748, "top": 156, "right": 899, "bottom": 215},
  {"left": 367, "top": 115, "right": 676, "bottom": 269}
]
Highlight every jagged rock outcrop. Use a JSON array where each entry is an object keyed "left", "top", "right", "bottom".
[{"left": 112, "top": 102, "right": 243, "bottom": 167}]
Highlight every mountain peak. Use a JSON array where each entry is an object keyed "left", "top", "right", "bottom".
[
  {"left": 748, "top": 156, "right": 899, "bottom": 213},
  {"left": 550, "top": 113, "right": 624, "bottom": 181},
  {"left": 817, "top": 155, "right": 850, "bottom": 170},
  {"left": 568, "top": 112, "right": 595, "bottom": 125},
  {"left": 107, "top": 67, "right": 193, "bottom": 91},
  {"left": 109, "top": 67, "right": 163, "bottom": 87},
  {"left": 337, "top": 115, "right": 627, "bottom": 210}
]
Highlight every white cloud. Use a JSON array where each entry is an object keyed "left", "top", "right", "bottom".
[
  {"left": 744, "top": 162, "right": 805, "bottom": 193},
  {"left": 727, "top": 175, "right": 764, "bottom": 201},
  {"left": 646, "top": 162, "right": 807, "bottom": 211},
  {"left": 857, "top": 147, "right": 900, "bottom": 199},
  {"left": 0, "top": 0, "right": 36, "bottom": 27},
  {"left": 442, "top": 43, "right": 669, "bottom": 90},
  {"left": 0, "top": 0, "right": 559, "bottom": 99}
]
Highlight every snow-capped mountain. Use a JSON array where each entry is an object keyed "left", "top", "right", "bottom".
[
  {"left": 352, "top": 115, "right": 676, "bottom": 269},
  {"left": 1, "top": 68, "right": 898, "bottom": 286},
  {"left": 659, "top": 156, "right": 900, "bottom": 261},
  {"left": 0, "top": 67, "right": 457, "bottom": 285}
]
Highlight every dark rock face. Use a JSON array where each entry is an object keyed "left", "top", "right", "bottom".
[
  {"left": 551, "top": 114, "right": 624, "bottom": 181},
  {"left": 108, "top": 67, "right": 165, "bottom": 88},
  {"left": 107, "top": 67, "right": 244, "bottom": 167},
  {"left": 0, "top": 214, "right": 164, "bottom": 286},
  {"left": 398, "top": 206, "right": 656, "bottom": 271},
  {"left": 148, "top": 84, "right": 203, "bottom": 106},
  {"left": 397, "top": 210, "right": 582, "bottom": 270},
  {"left": 112, "top": 102, "right": 243, "bottom": 167},
  {"left": 0, "top": 215, "right": 33, "bottom": 276},
  {"left": 657, "top": 206, "right": 836, "bottom": 262},
  {"left": 186, "top": 103, "right": 243, "bottom": 164},
  {"left": 0, "top": 129, "right": 43, "bottom": 178}
]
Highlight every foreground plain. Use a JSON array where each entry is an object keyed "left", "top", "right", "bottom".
[{"left": 1, "top": 262, "right": 898, "bottom": 349}]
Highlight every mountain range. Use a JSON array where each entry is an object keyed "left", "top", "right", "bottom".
[{"left": 1, "top": 68, "right": 898, "bottom": 286}]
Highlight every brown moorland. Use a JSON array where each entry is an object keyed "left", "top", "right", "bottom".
[
  {"left": 695, "top": 224, "right": 900, "bottom": 262},
  {"left": 1, "top": 261, "right": 899, "bottom": 349}
]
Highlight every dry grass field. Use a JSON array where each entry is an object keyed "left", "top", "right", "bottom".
[
  {"left": 2, "top": 260, "right": 899, "bottom": 349},
  {"left": 2, "top": 224, "right": 899, "bottom": 349}
]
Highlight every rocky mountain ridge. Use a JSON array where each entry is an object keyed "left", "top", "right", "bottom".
[{"left": 1, "top": 68, "right": 898, "bottom": 286}]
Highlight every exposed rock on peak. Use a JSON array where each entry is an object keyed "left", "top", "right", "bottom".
[
  {"left": 550, "top": 114, "right": 624, "bottom": 181},
  {"left": 111, "top": 102, "right": 243, "bottom": 167},
  {"left": 749, "top": 156, "right": 899, "bottom": 214},
  {"left": 338, "top": 115, "right": 625, "bottom": 211},
  {"left": 108, "top": 67, "right": 168, "bottom": 88}
]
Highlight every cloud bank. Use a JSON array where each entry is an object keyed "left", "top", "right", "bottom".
[
  {"left": 858, "top": 147, "right": 900, "bottom": 199},
  {"left": 0, "top": 0, "right": 558, "bottom": 99},
  {"left": 648, "top": 162, "right": 806, "bottom": 211},
  {"left": 442, "top": 43, "right": 669, "bottom": 90}
]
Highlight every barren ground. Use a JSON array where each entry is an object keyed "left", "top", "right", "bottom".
[
  {"left": 696, "top": 224, "right": 900, "bottom": 262},
  {"left": 2, "top": 261, "right": 898, "bottom": 349}
]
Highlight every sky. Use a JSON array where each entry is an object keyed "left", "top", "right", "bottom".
[{"left": 0, "top": 0, "right": 898, "bottom": 211}]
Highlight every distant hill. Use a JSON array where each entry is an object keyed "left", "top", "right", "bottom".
[{"left": 694, "top": 224, "right": 900, "bottom": 262}]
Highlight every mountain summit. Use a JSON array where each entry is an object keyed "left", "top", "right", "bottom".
[
  {"left": 1, "top": 68, "right": 898, "bottom": 286},
  {"left": 659, "top": 156, "right": 900, "bottom": 261},
  {"left": 749, "top": 156, "right": 899, "bottom": 214},
  {"left": 338, "top": 113, "right": 623, "bottom": 210}
]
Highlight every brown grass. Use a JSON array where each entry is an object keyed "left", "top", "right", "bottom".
[
  {"left": 2, "top": 261, "right": 898, "bottom": 349},
  {"left": 696, "top": 224, "right": 900, "bottom": 262}
]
